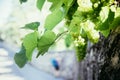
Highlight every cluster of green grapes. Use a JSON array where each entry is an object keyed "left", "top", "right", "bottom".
[
  {"left": 77, "top": 0, "right": 93, "bottom": 13},
  {"left": 80, "top": 20, "right": 100, "bottom": 43}
]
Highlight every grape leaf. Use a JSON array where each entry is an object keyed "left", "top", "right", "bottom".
[
  {"left": 23, "top": 31, "right": 38, "bottom": 60},
  {"left": 63, "top": 0, "right": 73, "bottom": 7},
  {"left": 65, "top": 34, "right": 72, "bottom": 47},
  {"left": 101, "top": 29, "right": 110, "bottom": 37},
  {"left": 115, "top": 8, "right": 120, "bottom": 18},
  {"left": 22, "top": 22, "right": 40, "bottom": 30},
  {"left": 69, "top": 10, "right": 84, "bottom": 34},
  {"left": 44, "top": 8, "right": 65, "bottom": 30},
  {"left": 37, "top": 30, "right": 56, "bottom": 57},
  {"left": 37, "top": 0, "right": 45, "bottom": 10},
  {"left": 49, "top": 0, "right": 63, "bottom": 11},
  {"left": 110, "top": 16, "right": 120, "bottom": 29},
  {"left": 14, "top": 45, "right": 28, "bottom": 68},
  {"left": 48, "top": 0, "right": 73, "bottom": 11},
  {"left": 98, "top": 9, "right": 115, "bottom": 30},
  {"left": 47, "top": 0, "right": 54, "bottom": 2}
]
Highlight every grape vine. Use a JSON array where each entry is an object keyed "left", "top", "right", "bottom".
[{"left": 15, "top": 0, "right": 120, "bottom": 67}]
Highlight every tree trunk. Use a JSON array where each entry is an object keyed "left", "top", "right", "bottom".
[{"left": 75, "top": 27, "right": 120, "bottom": 80}]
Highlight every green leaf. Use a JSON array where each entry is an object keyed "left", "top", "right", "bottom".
[
  {"left": 69, "top": 17, "right": 81, "bottom": 32},
  {"left": 44, "top": 8, "right": 65, "bottom": 30},
  {"left": 101, "top": 29, "right": 110, "bottom": 37},
  {"left": 69, "top": 10, "right": 84, "bottom": 34},
  {"left": 47, "top": 0, "right": 54, "bottom": 2},
  {"left": 14, "top": 45, "right": 28, "bottom": 68},
  {"left": 48, "top": 0, "right": 73, "bottom": 11},
  {"left": 63, "top": 0, "right": 73, "bottom": 7},
  {"left": 49, "top": 0, "right": 63, "bottom": 11},
  {"left": 110, "top": 8, "right": 120, "bottom": 29},
  {"left": 115, "top": 8, "right": 120, "bottom": 18},
  {"left": 19, "top": 0, "right": 27, "bottom": 4},
  {"left": 23, "top": 31, "right": 38, "bottom": 60},
  {"left": 22, "top": 22, "right": 40, "bottom": 30},
  {"left": 65, "top": 34, "right": 72, "bottom": 47},
  {"left": 98, "top": 9, "right": 115, "bottom": 30},
  {"left": 110, "top": 16, "right": 120, "bottom": 29},
  {"left": 36, "top": 0, "right": 45, "bottom": 10},
  {"left": 37, "top": 30, "right": 56, "bottom": 57}
]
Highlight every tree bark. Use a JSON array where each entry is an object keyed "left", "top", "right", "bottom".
[{"left": 75, "top": 27, "right": 120, "bottom": 80}]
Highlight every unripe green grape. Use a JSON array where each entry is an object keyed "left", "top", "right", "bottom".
[
  {"left": 81, "top": 20, "right": 100, "bottom": 43},
  {"left": 77, "top": 0, "right": 93, "bottom": 12},
  {"left": 94, "top": 3, "right": 99, "bottom": 8},
  {"left": 99, "top": 6, "right": 109, "bottom": 22},
  {"left": 75, "top": 45, "right": 87, "bottom": 61},
  {"left": 73, "top": 36, "right": 85, "bottom": 47},
  {"left": 88, "top": 30, "right": 100, "bottom": 43},
  {"left": 74, "top": 39, "right": 79, "bottom": 47},
  {"left": 71, "top": 32, "right": 79, "bottom": 39},
  {"left": 78, "top": 36, "right": 85, "bottom": 46},
  {"left": 80, "top": 20, "right": 95, "bottom": 32},
  {"left": 110, "top": 5, "right": 117, "bottom": 12}
]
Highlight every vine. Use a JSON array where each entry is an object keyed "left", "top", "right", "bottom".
[{"left": 15, "top": 0, "right": 120, "bottom": 67}]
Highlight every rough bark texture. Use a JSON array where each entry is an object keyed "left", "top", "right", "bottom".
[{"left": 76, "top": 27, "right": 120, "bottom": 80}]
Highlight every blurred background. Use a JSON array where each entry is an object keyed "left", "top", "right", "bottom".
[{"left": 0, "top": 0, "right": 77, "bottom": 80}]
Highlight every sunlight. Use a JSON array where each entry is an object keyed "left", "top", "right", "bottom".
[
  {"left": 0, "top": 74, "right": 24, "bottom": 80},
  {"left": 0, "top": 48, "right": 9, "bottom": 56},
  {"left": 0, "top": 67, "right": 12, "bottom": 73},
  {"left": 0, "top": 61, "right": 13, "bottom": 67}
]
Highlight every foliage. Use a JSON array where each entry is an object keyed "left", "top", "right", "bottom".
[
  {"left": 37, "top": 30, "right": 56, "bottom": 57},
  {"left": 14, "top": 45, "right": 28, "bottom": 68},
  {"left": 22, "top": 22, "right": 40, "bottom": 30},
  {"left": 19, "top": 0, "right": 27, "bottom": 4},
  {"left": 14, "top": 0, "right": 120, "bottom": 68},
  {"left": 23, "top": 31, "right": 38, "bottom": 60},
  {"left": 37, "top": 0, "right": 45, "bottom": 10}
]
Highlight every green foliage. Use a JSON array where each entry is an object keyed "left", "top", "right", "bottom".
[
  {"left": 76, "top": 44, "right": 87, "bottom": 61},
  {"left": 49, "top": 0, "right": 63, "bottom": 11},
  {"left": 63, "top": 0, "right": 74, "bottom": 7},
  {"left": 110, "top": 16, "right": 120, "bottom": 29},
  {"left": 100, "top": 29, "right": 110, "bottom": 37},
  {"left": 48, "top": 0, "right": 73, "bottom": 11},
  {"left": 23, "top": 31, "right": 38, "bottom": 60},
  {"left": 19, "top": 0, "right": 27, "bottom": 4},
  {"left": 14, "top": 45, "right": 28, "bottom": 68},
  {"left": 69, "top": 10, "right": 82, "bottom": 33},
  {"left": 110, "top": 8, "right": 120, "bottom": 29},
  {"left": 45, "top": 0, "right": 74, "bottom": 30},
  {"left": 15, "top": 0, "right": 120, "bottom": 67},
  {"left": 22, "top": 22, "right": 40, "bottom": 30},
  {"left": 45, "top": 9, "right": 65, "bottom": 30},
  {"left": 77, "top": 0, "right": 93, "bottom": 13},
  {"left": 37, "top": 30, "right": 56, "bottom": 57},
  {"left": 65, "top": 34, "right": 72, "bottom": 47},
  {"left": 98, "top": 8, "right": 115, "bottom": 30},
  {"left": 37, "top": 0, "right": 45, "bottom": 10}
]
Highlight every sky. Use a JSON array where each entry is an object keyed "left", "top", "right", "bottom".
[{"left": 0, "top": 0, "right": 13, "bottom": 26}]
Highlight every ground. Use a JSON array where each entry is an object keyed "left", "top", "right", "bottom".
[{"left": 0, "top": 42, "right": 64, "bottom": 80}]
